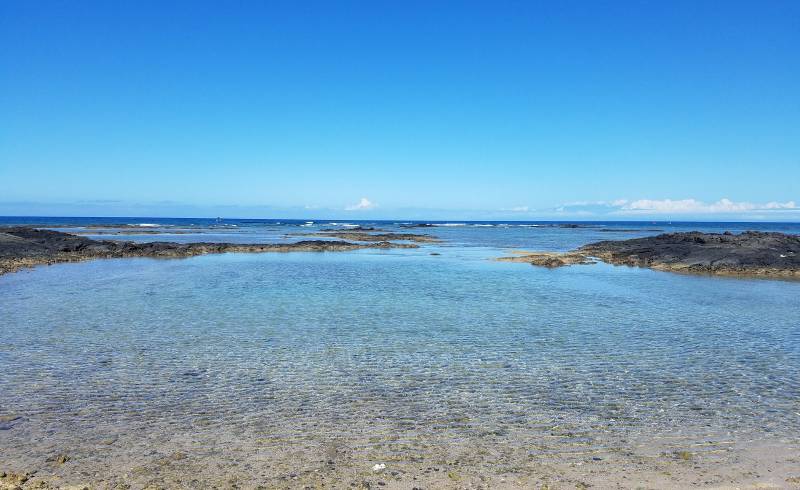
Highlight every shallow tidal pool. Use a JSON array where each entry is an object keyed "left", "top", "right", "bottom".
[{"left": 1, "top": 223, "right": 800, "bottom": 488}]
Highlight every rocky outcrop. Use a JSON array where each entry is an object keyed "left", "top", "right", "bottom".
[
  {"left": 0, "top": 227, "right": 418, "bottom": 275},
  {"left": 291, "top": 231, "right": 440, "bottom": 243},
  {"left": 497, "top": 251, "right": 595, "bottom": 268},
  {"left": 319, "top": 226, "right": 384, "bottom": 232},
  {"left": 73, "top": 230, "right": 195, "bottom": 235},
  {"left": 500, "top": 231, "right": 800, "bottom": 278}
]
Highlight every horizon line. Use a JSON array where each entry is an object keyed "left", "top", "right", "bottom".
[{"left": 1, "top": 214, "right": 800, "bottom": 224}]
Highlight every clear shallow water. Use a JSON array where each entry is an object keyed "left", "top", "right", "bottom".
[{"left": 1, "top": 219, "right": 799, "bottom": 486}]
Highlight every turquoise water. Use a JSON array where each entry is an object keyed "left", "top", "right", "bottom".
[{"left": 1, "top": 220, "right": 799, "bottom": 485}]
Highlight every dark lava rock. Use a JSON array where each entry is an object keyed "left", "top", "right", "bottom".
[
  {"left": 499, "top": 231, "right": 800, "bottom": 279},
  {"left": 579, "top": 231, "right": 800, "bottom": 278},
  {"left": 292, "top": 230, "right": 440, "bottom": 243},
  {"left": 319, "top": 226, "right": 383, "bottom": 232},
  {"left": 0, "top": 227, "right": 419, "bottom": 275}
]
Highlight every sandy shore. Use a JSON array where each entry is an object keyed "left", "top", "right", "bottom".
[{"left": 1, "top": 426, "right": 798, "bottom": 489}]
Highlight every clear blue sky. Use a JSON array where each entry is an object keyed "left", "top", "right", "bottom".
[{"left": 1, "top": 1, "right": 798, "bottom": 220}]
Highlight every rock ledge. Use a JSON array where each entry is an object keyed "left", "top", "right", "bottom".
[
  {"left": 0, "top": 227, "right": 418, "bottom": 276},
  {"left": 500, "top": 231, "right": 800, "bottom": 278}
]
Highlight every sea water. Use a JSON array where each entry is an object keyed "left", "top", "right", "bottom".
[{"left": 1, "top": 219, "right": 799, "bottom": 486}]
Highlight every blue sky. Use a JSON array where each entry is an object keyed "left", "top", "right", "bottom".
[{"left": 1, "top": 1, "right": 798, "bottom": 220}]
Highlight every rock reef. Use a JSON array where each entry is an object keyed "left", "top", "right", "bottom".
[
  {"left": 319, "top": 226, "right": 384, "bottom": 232},
  {"left": 0, "top": 227, "right": 418, "bottom": 276},
  {"left": 500, "top": 231, "right": 800, "bottom": 278},
  {"left": 399, "top": 223, "right": 436, "bottom": 228},
  {"left": 497, "top": 251, "right": 596, "bottom": 268},
  {"left": 73, "top": 229, "right": 195, "bottom": 235},
  {"left": 291, "top": 230, "right": 440, "bottom": 243}
]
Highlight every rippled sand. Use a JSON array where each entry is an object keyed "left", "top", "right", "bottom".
[{"left": 2, "top": 420, "right": 799, "bottom": 488}]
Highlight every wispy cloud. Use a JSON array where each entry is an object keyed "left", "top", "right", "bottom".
[
  {"left": 543, "top": 197, "right": 799, "bottom": 219},
  {"left": 345, "top": 197, "right": 376, "bottom": 211},
  {"left": 553, "top": 201, "right": 623, "bottom": 213},
  {"left": 3, "top": 196, "right": 797, "bottom": 221},
  {"left": 616, "top": 198, "right": 797, "bottom": 214}
]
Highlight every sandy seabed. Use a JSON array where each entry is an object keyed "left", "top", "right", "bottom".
[{"left": 2, "top": 419, "right": 799, "bottom": 489}]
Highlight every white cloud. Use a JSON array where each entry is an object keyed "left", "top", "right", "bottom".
[
  {"left": 345, "top": 197, "right": 376, "bottom": 211},
  {"left": 617, "top": 198, "right": 798, "bottom": 214},
  {"left": 763, "top": 201, "right": 797, "bottom": 210}
]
